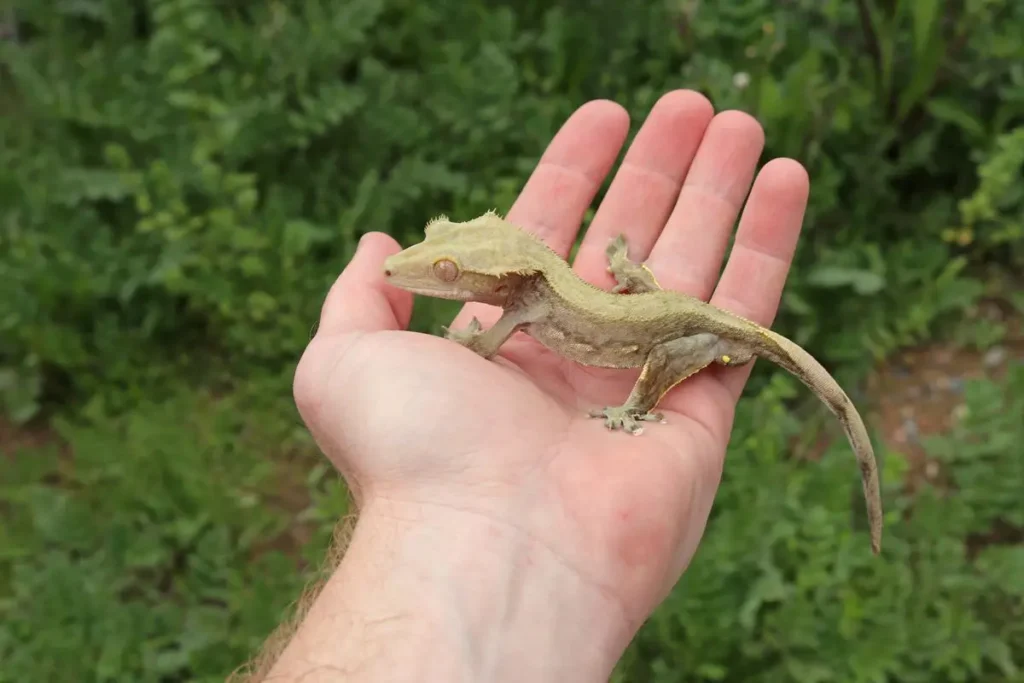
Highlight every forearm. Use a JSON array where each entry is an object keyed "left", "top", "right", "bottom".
[{"left": 263, "top": 496, "right": 633, "bottom": 682}]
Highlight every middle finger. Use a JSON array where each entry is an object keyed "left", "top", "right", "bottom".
[{"left": 573, "top": 89, "right": 715, "bottom": 286}]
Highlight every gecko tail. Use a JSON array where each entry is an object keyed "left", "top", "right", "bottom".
[{"left": 755, "top": 328, "right": 883, "bottom": 554}]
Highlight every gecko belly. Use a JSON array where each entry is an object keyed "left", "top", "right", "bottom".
[{"left": 524, "top": 320, "right": 649, "bottom": 369}]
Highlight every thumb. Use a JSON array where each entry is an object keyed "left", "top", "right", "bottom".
[
  {"left": 293, "top": 232, "right": 412, "bottom": 479},
  {"left": 316, "top": 232, "right": 413, "bottom": 336}
]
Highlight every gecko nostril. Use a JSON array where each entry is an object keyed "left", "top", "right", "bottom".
[{"left": 384, "top": 269, "right": 392, "bottom": 277}]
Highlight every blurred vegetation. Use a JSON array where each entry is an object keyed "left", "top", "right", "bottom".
[{"left": 0, "top": 0, "right": 1021, "bottom": 681}]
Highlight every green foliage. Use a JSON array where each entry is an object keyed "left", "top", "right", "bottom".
[
  {"left": 955, "top": 126, "right": 1024, "bottom": 265},
  {"left": 2, "top": 0, "right": 1022, "bottom": 420},
  {"left": 614, "top": 366, "right": 1024, "bottom": 683},
  {"left": 1, "top": 0, "right": 1022, "bottom": 680},
  {"left": 0, "top": 375, "right": 347, "bottom": 683},
  {"left": 3, "top": 368, "right": 1020, "bottom": 682},
  {"left": 924, "top": 364, "right": 1024, "bottom": 533}
]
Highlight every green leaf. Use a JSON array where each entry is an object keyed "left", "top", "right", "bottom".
[
  {"left": 925, "top": 98, "right": 986, "bottom": 137},
  {"left": 909, "top": 0, "right": 941, "bottom": 62},
  {"left": 805, "top": 266, "right": 887, "bottom": 294},
  {"left": 282, "top": 220, "right": 334, "bottom": 258}
]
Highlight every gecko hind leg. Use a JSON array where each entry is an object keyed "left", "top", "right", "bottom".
[
  {"left": 606, "top": 234, "right": 662, "bottom": 294},
  {"left": 589, "top": 333, "right": 756, "bottom": 434}
]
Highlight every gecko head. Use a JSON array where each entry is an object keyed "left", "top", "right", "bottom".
[{"left": 382, "top": 211, "right": 543, "bottom": 305}]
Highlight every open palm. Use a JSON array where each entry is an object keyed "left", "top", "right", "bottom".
[{"left": 293, "top": 90, "right": 810, "bottom": 625}]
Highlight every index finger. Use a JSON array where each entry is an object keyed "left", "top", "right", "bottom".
[
  {"left": 451, "top": 100, "right": 629, "bottom": 328},
  {"left": 506, "top": 99, "right": 630, "bottom": 256}
]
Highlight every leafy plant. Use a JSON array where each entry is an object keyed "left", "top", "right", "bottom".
[
  {"left": 0, "top": 376, "right": 345, "bottom": 683},
  {"left": 2, "top": 0, "right": 1020, "bottom": 421},
  {"left": 954, "top": 126, "right": 1024, "bottom": 266},
  {"left": 0, "top": 0, "right": 1021, "bottom": 680},
  {"left": 613, "top": 367, "right": 1024, "bottom": 683}
]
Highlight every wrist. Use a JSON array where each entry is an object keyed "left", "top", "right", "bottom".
[{"left": 267, "top": 495, "right": 634, "bottom": 682}]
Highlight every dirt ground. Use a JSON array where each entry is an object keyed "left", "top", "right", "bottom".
[{"left": 866, "top": 298, "right": 1024, "bottom": 493}]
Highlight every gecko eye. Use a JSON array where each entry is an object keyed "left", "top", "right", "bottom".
[{"left": 432, "top": 258, "right": 460, "bottom": 282}]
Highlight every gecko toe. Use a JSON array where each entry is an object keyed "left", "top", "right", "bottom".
[
  {"left": 589, "top": 406, "right": 663, "bottom": 434},
  {"left": 444, "top": 317, "right": 484, "bottom": 345}
]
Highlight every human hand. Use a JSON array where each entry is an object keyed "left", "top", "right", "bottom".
[{"left": 287, "top": 89, "right": 809, "bottom": 680}]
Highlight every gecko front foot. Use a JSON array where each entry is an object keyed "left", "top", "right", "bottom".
[
  {"left": 588, "top": 406, "right": 665, "bottom": 435},
  {"left": 442, "top": 317, "right": 499, "bottom": 357},
  {"left": 442, "top": 317, "right": 483, "bottom": 345}
]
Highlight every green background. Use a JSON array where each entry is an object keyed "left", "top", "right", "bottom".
[{"left": 1, "top": 1, "right": 1022, "bottom": 681}]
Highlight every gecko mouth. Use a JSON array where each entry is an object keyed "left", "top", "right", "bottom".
[
  {"left": 382, "top": 275, "right": 471, "bottom": 300},
  {"left": 399, "top": 286, "right": 469, "bottom": 299}
]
